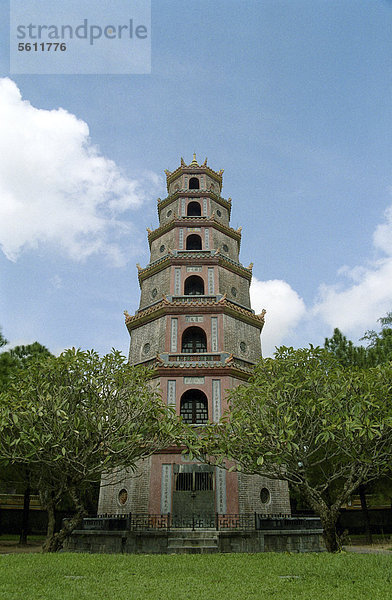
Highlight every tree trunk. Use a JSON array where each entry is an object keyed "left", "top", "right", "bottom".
[
  {"left": 42, "top": 509, "right": 84, "bottom": 552},
  {"left": 42, "top": 487, "right": 86, "bottom": 553},
  {"left": 358, "top": 484, "right": 373, "bottom": 545},
  {"left": 301, "top": 484, "right": 341, "bottom": 552},
  {"left": 18, "top": 481, "right": 30, "bottom": 546},
  {"left": 319, "top": 510, "right": 341, "bottom": 552},
  {"left": 42, "top": 496, "right": 56, "bottom": 552}
]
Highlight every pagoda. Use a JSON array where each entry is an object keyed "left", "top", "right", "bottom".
[{"left": 98, "top": 156, "right": 291, "bottom": 520}]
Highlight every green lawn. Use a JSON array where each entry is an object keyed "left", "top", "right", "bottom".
[{"left": 0, "top": 553, "right": 391, "bottom": 600}]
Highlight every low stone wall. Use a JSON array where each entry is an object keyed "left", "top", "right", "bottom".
[
  {"left": 64, "top": 528, "right": 324, "bottom": 554},
  {"left": 218, "top": 529, "right": 324, "bottom": 553},
  {"left": 64, "top": 530, "right": 170, "bottom": 554}
]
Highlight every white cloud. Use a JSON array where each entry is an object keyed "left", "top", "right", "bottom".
[
  {"left": 250, "top": 277, "right": 306, "bottom": 356},
  {"left": 0, "top": 78, "right": 159, "bottom": 265},
  {"left": 313, "top": 203, "right": 392, "bottom": 335}
]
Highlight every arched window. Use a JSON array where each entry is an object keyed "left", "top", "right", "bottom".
[
  {"left": 184, "top": 275, "right": 204, "bottom": 296},
  {"left": 181, "top": 327, "right": 207, "bottom": 353},
  {"left": 187, "top": 201, "right": 201, "bottom": 216},
  {"left": 189, "top": 177, "right": 200, "bottom": 190},
  {"left": 180, "top": 389, "right": 208, "bottom": 424},
  {"left": 186, "top": 234, "right": 202, "bottom": 250}
]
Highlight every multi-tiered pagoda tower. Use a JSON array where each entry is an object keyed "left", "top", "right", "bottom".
[{"left": 98, "top": 156, "right": 290, "bottom": 520}]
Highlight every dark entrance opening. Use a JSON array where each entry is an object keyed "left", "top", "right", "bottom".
[
  {"left": 176, "top": 471, "right": 213, "bottom": 491},
  {"left": 186, "top": 234, "right": 202, "bottom": 250},
  {"left": 189, "top": 177, "right": 200, "bottom": 190},
  {"left": 181, "top": 327, "right": 207, "bottom": 354},
  {"left": 187, "top": 201, "right": 201, "bottom": 216},
  {"left": 184, "top": 275, "right": 204, "bottom": 296},
  {"left": 172, "top": 464, "right": 215, "bottom": 527},
  {"left": 180, "top": 389, "right": 208, "bottom": 424}
]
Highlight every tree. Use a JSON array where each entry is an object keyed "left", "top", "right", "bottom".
[
  {"left": 0, "top": 337, "right": 52, "bottom": 544},
  {"left": 324, "top": 328, "right": 367, "bottom": 367},
  {"left": 0, "top": 329, "right": 11, "bottom": 390},
  {"left": 361, "top": 312, "right": 392, "bottom": 366},
  {"left": 324, "top": 312, "right": 392, "bottom": 543},
  {"left": 0, "top": 341, "right": 52, "bottom": 390},
  {"left": 325, "top": 312, "right": 392, "bottom": 368},
  {"left": 0, "top": 329, "right": 7, "bottom": 348},
  {"left": 191, "top": 347, "right": 392, "bottom": 552},
  {"left": 0, "top": 348, "right": 180, "bottom": 552}
]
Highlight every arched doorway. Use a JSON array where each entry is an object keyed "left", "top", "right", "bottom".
[
  {"left": 189, "top": 177, "right": 200, "bottom": 189},
  {"left": 187, "top": 201, "right": 201, "bottom": 216},
  {"left": 186, "top": 234, "right": 202, "bottom": 250},
  {"left": 172, "top": 463, "right": 215, "bottom": 527},
  {"left": 180, "top": 389, "right": 208, "bottom": 424},
  {"left": 184, "top": 275, "right": 204, "bottom": 296},
  {"left": 173, "top": 390, "right": 214, "bottom": 525},
  {"left": 181, "top": 327, "right": 207, "bottom": 353}
]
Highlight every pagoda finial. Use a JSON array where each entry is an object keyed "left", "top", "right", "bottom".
[{"left": 190, "top": 153, "right": 199, "bottom": 166}]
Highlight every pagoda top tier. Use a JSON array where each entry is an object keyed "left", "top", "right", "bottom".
[{"left": 164, "top": 154, "right": 224, "bottom": 193}]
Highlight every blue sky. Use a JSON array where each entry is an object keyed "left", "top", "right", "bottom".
[{"left": 1, "top": 0, "right": 392, "bottom": 356}]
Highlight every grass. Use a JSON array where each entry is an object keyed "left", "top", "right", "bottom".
[{"left": 0, "top": 553, "right": 391, "bottom": 600}]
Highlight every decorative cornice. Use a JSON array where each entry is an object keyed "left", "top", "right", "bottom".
[
  {"left": 154, "top": 364, "right": 251, "bottom": 380},
  {"left": 147, "top": 216, "right": 241, "bottom": 247},
  {"left": 164, "top": 155, "right": 224, "bottom": 192},
  {"left": 157, "top": 190, "right": 232, "bottom": 216},
  {"left": 125, "top": 296, "right": 265, "bottom": 331},
  {"left": 137, "top": 252, "right": 253, "bottom": 283},
  {"left": 130, "top": 354, "right": 254, "bottom": 381},
  {"left": 138, "top": 359, "right": 252, "bottom": 381}
]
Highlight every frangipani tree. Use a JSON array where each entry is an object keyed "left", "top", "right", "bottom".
[
  {"left": 0, "top": 348, "right": 181, "bottom": 552},
  {"left": 189, "top": 347, "right": 392, "bottom": 552}
]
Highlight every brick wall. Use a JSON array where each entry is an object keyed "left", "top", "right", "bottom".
[
  {"left": 139, "top": 267, "right": 171, "bottom": 308},
  {"left": 238, "top": 473, "right": 291, "bottom": 515},
  {"left": 218, "top": 268, "right": 251, "bottom": 307},
  {"left": 98, "top": 458, "right": 152, "bottom": 515},
  {"left": 212, "top": 230, "right": 239, "bottom": 261},
  {"left": 129, "top": 316, "right": 167, "bottom": 364},
  {"left": 223, "top": 315, "right": 261, "bottom": 361},
  {"left": 150, "top": 229, "right": 177, "bottom": 262}
]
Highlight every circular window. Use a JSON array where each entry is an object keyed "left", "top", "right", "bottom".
[
  {"left": 160, "top": 244, "right": 165, "bottom": 253},
  {"left": 222, "top": 244, "right": 229, "bottom": 253},
  {"left": 216, "top": 209, "right": 222, "bottom": 217},
  {"left": 118, "top": 489, "right": 128, "bottom": 505},
  {"left": 167, "top": 210, "right": 172, "bottom": 218},
  {"left": 240, "top": 341, "right": 246, "bottom": 353},
  {"left": 231, "top": 286, "right": 237, "bottom": 297},
  {"left": 143, "top": 343, "right": 151, "bottom": 355},
  {"left": 260, "top": 487, "right": 270, "bottom": 504},
  {"left": 151, "top": 288, "right": 158, "bottom": 298}
]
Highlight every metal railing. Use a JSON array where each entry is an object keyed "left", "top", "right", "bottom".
[
  {"left": 171, "top": 295, "right": 218, "bottom": 303},
  {"left": 85, "top": 513, "right": 322, "bottom": 532},
  {"left": 168, "top": 353, "right": 222, "bottom": 363}
]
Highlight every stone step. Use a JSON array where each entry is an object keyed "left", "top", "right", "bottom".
[
  {"left": 168, "top": 545, "right": 219, "bottom": 554},
  {"left": 167, "top": 530, "right": 219, "bottom": 554},
  {"left": 168, "top": 538, "right": 218, "bottom": 547},
  {"left": 168, "top": 531, "right": 217, "bottom": 538}
]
